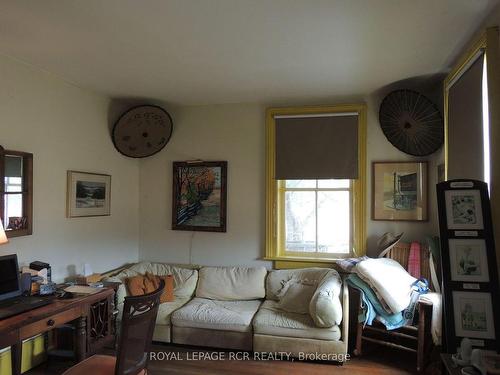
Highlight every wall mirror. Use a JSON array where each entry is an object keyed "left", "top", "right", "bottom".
[{"left": 0, "top": 147, "right": 33, "bottom": 237}]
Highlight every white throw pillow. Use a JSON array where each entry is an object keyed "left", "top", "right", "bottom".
[{"left": 277, "top": 278, "right": 317, "bottom": 314}]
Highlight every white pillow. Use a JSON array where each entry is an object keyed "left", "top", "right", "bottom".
[{"left": 277, "top": 278, "right": 316, "bottom": 314}]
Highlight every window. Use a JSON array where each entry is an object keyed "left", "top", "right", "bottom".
[
  {"left": 0, "top": 148, "right": 33, "bottom": 238},
  {"left": 265, "top": 105, "right": 366, "bottom": 266}
]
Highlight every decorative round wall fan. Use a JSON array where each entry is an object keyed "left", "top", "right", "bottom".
[
  {"left": 379, "top": 89, "right": 443, "bottom": 156},
  {"left": 112, "top": 105, "right": 173, "bottom": 158}
]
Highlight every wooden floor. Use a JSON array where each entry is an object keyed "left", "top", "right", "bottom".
[{"left": 27, "top": 342, "right": 441, "bottom": 375}]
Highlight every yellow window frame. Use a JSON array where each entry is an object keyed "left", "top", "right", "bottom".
[{"left": 264, "top": 104, "right": 367, "bottom": 268}]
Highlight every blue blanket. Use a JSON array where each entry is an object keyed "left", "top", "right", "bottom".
[{"left": 346, "top": 274, "right": 406, "bottom": 330}]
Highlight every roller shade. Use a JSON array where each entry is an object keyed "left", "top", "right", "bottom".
[
  {"left": 5, "top": 156, "right": 22, "bottom": 178},
  {"left": 448, "top": 53, "right": 484, "bottom": 180},
  {"left": 275, "top": 113, "right": 359, "bottom": 180}
]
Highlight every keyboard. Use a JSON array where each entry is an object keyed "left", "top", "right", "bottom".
[{"left": 0, "top": 296, "right": 52, "bottom": 319}]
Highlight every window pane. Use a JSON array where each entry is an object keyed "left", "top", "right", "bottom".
[
  {"left": 317, "top": 191, "right": 350, "bottom": 253},
  {"left": 285, "top": 180, "right": 316, "bottom": 188},
  {"left": 285, "top": 191, "right": 316, "bottom": 252},
  {"left": 4, "top": 193, "right": 24, "bottom": 230},
  {"left": 5, "top": 177, "right": 22, "bottom": 193},
  {"left": 317, "top": 179, "right": 350, "bottom": 189}
]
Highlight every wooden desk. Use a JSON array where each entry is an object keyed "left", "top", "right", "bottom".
[{"left": 0, "top": 288, "right": 115, "bottom": 375}]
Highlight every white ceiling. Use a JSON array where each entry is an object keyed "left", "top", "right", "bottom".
[{"left": 0, "top": 0, "right": 498, "bottom": 105}]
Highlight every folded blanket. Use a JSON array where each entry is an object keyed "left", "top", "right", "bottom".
[
  {"left": 419, "top": 292, "right": 442, "bottom": 345},
  {"left": 355, "top": 258, "right": 417, "bottom": 314},
  {"left": 347, "top": 274, "right": 405, "bottom": 330}
]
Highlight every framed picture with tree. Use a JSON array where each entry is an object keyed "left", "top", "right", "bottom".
[{"left": 172, "top": 161, "right": 227, "bottom": 232}]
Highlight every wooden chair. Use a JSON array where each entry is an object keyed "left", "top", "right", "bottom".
[
  {"left": 63, "top": 280, "right": 164, "bottom": 375},
  {"left": 353, "top": 242, "right": 434, "bottom": 372}
]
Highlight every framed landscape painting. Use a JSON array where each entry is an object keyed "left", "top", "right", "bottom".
[
  {"left": 372, "top": 161, "right": 428, "bottom": 221},
  {"left": 67, "top": 171, "right": 111, "bottom": 218},
  {"left": 172, "top": 161, "right": 227, "bottom": 232}
]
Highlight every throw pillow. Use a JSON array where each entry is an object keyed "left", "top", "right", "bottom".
[
  {"left": 126, "top": 275, "right": 146, "bottom": 296},
  {"left": 277, "top": 278, "right": 316, "bottom": 314},
  {"left": 145, "top": 272, "right": 175, "bottom": 303}
]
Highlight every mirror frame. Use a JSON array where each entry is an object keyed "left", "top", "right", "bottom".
[{"left": 0, "top": 147, "right": 33, "bottom": 238}]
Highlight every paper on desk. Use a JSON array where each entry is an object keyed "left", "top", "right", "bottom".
[{"left": 64, "top": 285, "right": 100, "bottom": 294}]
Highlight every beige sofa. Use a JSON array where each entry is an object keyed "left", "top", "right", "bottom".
[{"left": 105, "top": 263, "right": 348, "bottom": 360}]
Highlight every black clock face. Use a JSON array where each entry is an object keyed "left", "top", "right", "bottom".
[
  {"left": 112, "top": 105, "right": 173, "bottom": 158},
  {"left": 379, "top": 90, "right": 443, "bottom": 156}
]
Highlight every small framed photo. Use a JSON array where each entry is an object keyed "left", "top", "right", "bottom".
[
  {"left": 445, "top": 189, "right": 484, "bottom": 230},
  {"left": 449, "top": 239, "right": 489, "bottom": 282},
  {"left": 372, "top": 161, "right": 427, "bottom": 221},
  {"left": 172, "top": 161, "right": 227, "bottom": 232},
  {"left": 453, "top": 291, "right": 495, "bottom": 339},
  {"left": 67, "top": 171, "right": 111, "bottom": 218}
]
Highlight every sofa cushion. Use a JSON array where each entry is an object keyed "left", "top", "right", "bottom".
[
  {"left": 309, "top": 270, "right": 343, "bottom": 327},
  {"left": 155, "top": 296, "right": 192, "bottom": 326},
  {"left": 265, "top": 268, "right": 330, "bottom": 301},
  {"left": 171, "top": 297, "right": 262, "bottom": 333},
  {"left": 277, "top": 278, "right": 316, "bottom": 314},
  {"left": 253, "top": 301, "right": 341, "bottom": 341},
  {"left": 196, "top": 266, "right": 267, "bottom": 300}
]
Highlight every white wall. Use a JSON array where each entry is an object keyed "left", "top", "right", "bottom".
[
  {"left": 0, "top": 55, "right": 140, "bottom": 281},
  {"left": 139, "top": 104, "right": 270, "bottom": 267},
  {"left": 365, "top": 94, "right": 441, "bottom": 255},
  {"left": 139, "top": 98, "right": 443, "bottom": 264}
]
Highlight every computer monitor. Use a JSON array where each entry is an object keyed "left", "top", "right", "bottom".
[{"left": 0, "top": 254, "right": 21, "bottom": 301}]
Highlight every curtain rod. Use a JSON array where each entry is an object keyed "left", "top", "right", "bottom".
[{"left": 274, "top": 112, "right": 358, "bottom": 119}]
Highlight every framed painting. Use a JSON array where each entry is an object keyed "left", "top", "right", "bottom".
[
  {"left": 452, "top": 291, "right": 496, "bottom": 340},
  {"left": 67, "top": 171, "right": 111, "bottom": 218},
  {"left": 449, "top": 239, "right": 489, "bottom": 282},
  {"left": 445, "top": 189, "right": 484, "bottom": 230},
  {"left": 172, "top": 161, "right": 227, "bottom": 232},
  {"left": 372, "top": 161, "right": 428, "bottom": 221}
]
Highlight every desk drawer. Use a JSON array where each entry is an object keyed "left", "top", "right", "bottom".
[{"left": 20, "top": 307, "right": 81, "bottom": 339}]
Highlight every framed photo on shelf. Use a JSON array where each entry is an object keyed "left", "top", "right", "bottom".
[
  {"left": 372, "top": 161, "right": 427, "bottom": 221},
  {"left": 445, "top": 189, "right": 484, "bottom": 230},
  {"left": 449, "top": 239, "right": 489, "bottom": 283},
  {"left": 172, "top": 161, "right": 227, "bottom": 232},
  {"left": 66, "top": 171, "right": 111, "bottom": 218},
  {"left": 452, "top": 291, "right": 496, "bottom": 340}
]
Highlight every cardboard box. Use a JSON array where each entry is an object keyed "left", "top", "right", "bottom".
[{"left": 75, "top": 273, "right": 102, "bottom": 285}]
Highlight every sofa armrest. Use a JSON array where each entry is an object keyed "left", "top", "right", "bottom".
[
  {"left": 309, "top": 270, "right": 343, "bottom": 327},
  {"left": 103, "top": 276, "right": 127, "bottom": 315}
]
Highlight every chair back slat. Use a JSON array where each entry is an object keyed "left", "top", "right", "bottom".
[
  {"left": 115, "top": 280, "right": 164, "bottom": 375},
  {"left": 384, "top": 242, "right": 432, "bottom": 289}
]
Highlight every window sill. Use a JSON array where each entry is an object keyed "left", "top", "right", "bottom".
[{"left": 263, "top": 255, "right": 348, "bottom": 269}]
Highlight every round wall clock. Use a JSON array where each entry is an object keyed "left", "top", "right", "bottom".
[
  {"left": 112, "top": 105, "right": 173, "bottom": 158},
  {"left": 379, "top": 89, "right": 443, "bottom": 156}
]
